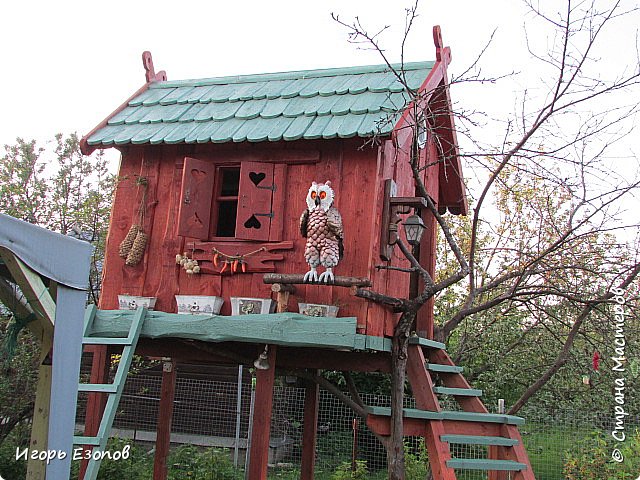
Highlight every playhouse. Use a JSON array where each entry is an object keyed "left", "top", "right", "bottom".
[{"left": 29, "top": 26, "right": 542, "bottom": 479}]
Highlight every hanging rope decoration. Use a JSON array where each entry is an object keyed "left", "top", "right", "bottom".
[
  {"left": 212, "top": 246, "right": 266, "bottom": 274},
  {"left": 119, "top": 177, "right": 149, "bottom": 266},
  {"left": 2, "top": 313, "right": 36, "bottom": 361}
]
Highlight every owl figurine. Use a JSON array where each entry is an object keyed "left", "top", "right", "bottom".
[{"left": 299, "top": 181, "right": 344, "bottom": 283}]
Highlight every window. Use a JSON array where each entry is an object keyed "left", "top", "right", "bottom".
[
  {"left": 177, "top": 157, "right": 285, "bottom": 242},
  {"left": 213, "top": 167, "right": 240, "bottom": 237}
]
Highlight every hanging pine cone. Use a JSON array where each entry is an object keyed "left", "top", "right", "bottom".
[
  {"left": 119, "top": 224, "right": 141, "bottom": 258},
  {"left": 125, "top": 230, "right": 148, "bottom": 266}
]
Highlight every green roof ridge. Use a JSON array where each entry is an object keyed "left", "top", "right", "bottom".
[{"left": 152, "top": 61, "right": 435, "bottom": 89}]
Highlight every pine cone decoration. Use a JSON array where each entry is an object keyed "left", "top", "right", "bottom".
[
  {"left": 119, "top": 224, "right": 141, "bottom": 258},
  {"left": 125, "top": 230, "right": 148, "bottom": 266}
]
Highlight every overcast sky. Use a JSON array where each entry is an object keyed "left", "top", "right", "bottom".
[{"left": 0, "top": 0, "right": 637, "bottom": 171}]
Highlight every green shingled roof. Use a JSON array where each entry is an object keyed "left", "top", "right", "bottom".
[{"left": 87, "top": 61, "right": 434, "bottom": 147}]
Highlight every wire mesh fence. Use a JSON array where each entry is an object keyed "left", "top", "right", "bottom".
[{"left": 75, "top": 369, "right": 639, "bottom": 479}]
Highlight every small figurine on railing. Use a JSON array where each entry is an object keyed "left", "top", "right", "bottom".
[{"left": 299, "top": 181, "right": 344, "bottom": 283}]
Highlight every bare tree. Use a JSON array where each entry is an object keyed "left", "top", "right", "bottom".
[{"left": 332, "top": 1, "right": 640, "bottom": 478}]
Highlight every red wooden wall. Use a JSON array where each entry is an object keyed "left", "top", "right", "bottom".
[{"left": 99, "top": 134, "right": 441, "bottom": 338}]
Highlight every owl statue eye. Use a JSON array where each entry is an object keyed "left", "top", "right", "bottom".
[
  {"left": 311, "top": 191, "right": 317, "bottom": 199},
  {"left": 320, "top": 191, "right": 327, "bottom": 199}
]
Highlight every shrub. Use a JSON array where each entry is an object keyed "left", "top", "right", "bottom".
[
  {"left": 331, "top": 460, "right": 369, "bottom": 479},
  {"left": 0, "top": 423, "right": 30, "bottom": 479},
  {"left": 169, "top": 445, "right": 243, "bottom": 480},
  {"left": 563, "top": 429, "right": 640, "bottom": 480}
]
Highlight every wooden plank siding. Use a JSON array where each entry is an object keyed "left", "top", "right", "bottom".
[{"left": 98, "top": 136, "right": 437, "bottom": 337}]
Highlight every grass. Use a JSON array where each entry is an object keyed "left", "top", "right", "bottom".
[{"left": 521, "top": 424, "right": 592, "bottom": 480}]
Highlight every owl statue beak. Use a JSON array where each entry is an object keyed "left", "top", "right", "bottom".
[{"left": 315, "top": 196, "right": 321, "bottom": 207}]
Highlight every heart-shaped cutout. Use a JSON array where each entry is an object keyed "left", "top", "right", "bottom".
[
  {"left": 249, "top": 172, "right": 266, "bottom": 186},
  {"left": 244, "top": 215, "right": 262, "bottom": 229},
  {"left": 190, "top": 168, "right": 207, "bottom": 183}
]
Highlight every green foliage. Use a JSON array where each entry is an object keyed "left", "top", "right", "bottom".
[
  {"left": 563, "top": 430, "right": 640, "bottom": 480},
  {"left": 404, "top": 438, "right": 429, "bottom": 479},
  {"left": 0, "top": 423, "right": 30, "bottom": 479},
  {"left": 330, "top": 460, "right": 369, "bottom": 479},
  {"left": 0, "top": 315, "right": 39, "bottom": 445},
  {"left": 0, "top": 134, "right": 115, "bottom": 448},
  {"left": 0, "top": 134, "right": 115, "bottom": 303},
  {"left": 168, "top": 445, "right": 243, "bottom": 480}
]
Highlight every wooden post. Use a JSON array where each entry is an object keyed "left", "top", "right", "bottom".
[
  {"left": 247, "top": 345, "right": 277, "bottom": 480},
  {"left": 416, "top": 210, "right": 437, "bottom": 339},
  {"left": 300, "top": 375, "right": 319, "bottom": 480},
  {"left": 79, "top": 345, "right": 110, "bottom": 480},
  {"left": 153, "top": 358, "right": 177, "bottom": 480},
  {"left": 26, "top": 360, "right": 52, "bottom": 480}
]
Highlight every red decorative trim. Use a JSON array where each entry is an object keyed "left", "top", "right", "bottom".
[{"left": 186, "top": 240, "right": 294, "bottom": 274}]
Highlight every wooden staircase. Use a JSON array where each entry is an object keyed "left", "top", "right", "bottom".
[{"left": 366, "top": 337, "right": 535, "bottom": 479}]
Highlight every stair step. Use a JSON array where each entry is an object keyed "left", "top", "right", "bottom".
[
  {"left": 366, "top": 406, "right": 525, "bottom": 425},
  {"left": 426, "top": 363, "right": 463, "bottom": 374},
  {"left": 73, "top": 436, "right": 101, "bottom": 446},
  {"left": 441, "top": 434, "right": 518, "bottom": 447},
  {"left": 434, "top": 386, "right": 482, "bottom": 397},
  {"left": 447, "top": 458, "right": 527, "bottom": 471},
  {"left": 83, "top": 336, "right": 133, "bottom": 345},
  {"left": 408, "top": 336, "right": 446, "bottom": 350},
  {"left": 78, "top": 383, "right": 118, "bottom": 394}
]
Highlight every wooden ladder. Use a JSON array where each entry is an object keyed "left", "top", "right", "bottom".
[
  {"left": 367, "top": 336, "right": 535, "bottom": 479},
  {"left": 73, "top": 305, "right": 147, "bottom": 480}
]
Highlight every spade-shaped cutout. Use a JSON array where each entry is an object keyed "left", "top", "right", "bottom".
[
  {"left": 249, "top": 171, "right": 266, "bottom": 186},
  {"left": 244, "top": 215, "right": 262, "bottom": 229}
]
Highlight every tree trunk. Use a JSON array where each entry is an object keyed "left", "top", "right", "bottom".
[{"left": 387, "top": 311, "right": 415, "bottom": 480}]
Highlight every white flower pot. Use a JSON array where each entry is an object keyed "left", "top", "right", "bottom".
[
  {"left": 175, "top": 295, "right": 224, "bottom": 315},
  {"left": 298, "top": 303, "right": 339, "bottom": 317},
  {"left": 118, "top": 295, "right": 156, "bottom": 310},
  {"left": 231, "top": 297, "right": 275, "bottom": 315}
]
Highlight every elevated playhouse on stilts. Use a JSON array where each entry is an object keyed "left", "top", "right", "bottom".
[{"left": 67, "top": 26, "right": 535, "bottom": 479}]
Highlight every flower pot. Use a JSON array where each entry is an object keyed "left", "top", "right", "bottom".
[
  {"left": 230, "top": 297, "right": 275, "bottom": 315},
  {"left": 175, "top": 295, "right": 224, "bottom": 315},
  {"left": 298, "top": 303, "right": 339, "bottom": 317},
  {"left": 118, "top": 295, "right": 156, "bottom": 310}
]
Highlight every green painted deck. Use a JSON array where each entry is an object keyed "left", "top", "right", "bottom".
[{"left": 88, "top": 308, "right": 392, "bottom": 352}]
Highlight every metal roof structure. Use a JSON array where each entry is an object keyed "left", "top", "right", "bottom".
[{"left": 85, "top": 61, "right": 434, "bottom": 148}]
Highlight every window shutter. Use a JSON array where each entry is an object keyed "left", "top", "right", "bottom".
[
  {"left": 235, "top": 161, "right": 275, "bottom": 241},
  {"left": 177, "top": 157, "right": 215, "bottom": 239}
]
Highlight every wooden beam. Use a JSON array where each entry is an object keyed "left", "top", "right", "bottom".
[
  {"left": 300, "top": 375, "right": 319, "bottom": 480},
  {"left": 407, "top": 346, "right": 456, "bottom": 479},
  {"left": 0, "top": 248, "right": 55, "bottom": 331},
  {"left": 0, "top": 276, "right": 48, "bottom": 353},
  {"left": 263, "top": 273, "right": 371, "bottom": 288},
  {"left": 135, "top": 339, "right": 393, "bottom": 373},
  {"left": 26, "top": 363, "right": 52, "bottom": 480},
  {"left": 89, "top": 310, "right": 360, "bottom": 350},
  {"left": 153, "top": 359, "right": 177, "bottom": 480}
]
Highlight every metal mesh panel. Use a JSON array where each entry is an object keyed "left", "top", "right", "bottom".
[{"left": 73, "top": 368, "right": 640, "bottom": 479}]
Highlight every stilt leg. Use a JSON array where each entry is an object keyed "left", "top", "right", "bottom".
[
  {"left": 248, "top": 345, "right": 277, "bottom": 480},
  {"left": 153, "top": 358, "right": 177, "bottom": 480},
  {"left": 300, "top": 374, "right": 319, "bottom": 480}
]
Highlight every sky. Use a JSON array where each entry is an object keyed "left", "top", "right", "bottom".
[
  {"left": 0, "top": 1, "right": 531, "bottom": 146},
  {"left": 0, "top": 0, "right": 637, "bottom": 181}
]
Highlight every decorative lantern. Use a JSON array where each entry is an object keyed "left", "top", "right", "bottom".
[{"left": 403, "top": 214, "right": 426, "bottom": 246}]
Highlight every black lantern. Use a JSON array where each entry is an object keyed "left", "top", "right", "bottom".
[{"left": 403, "top": 214, "right": 426, "bottom": 246}]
